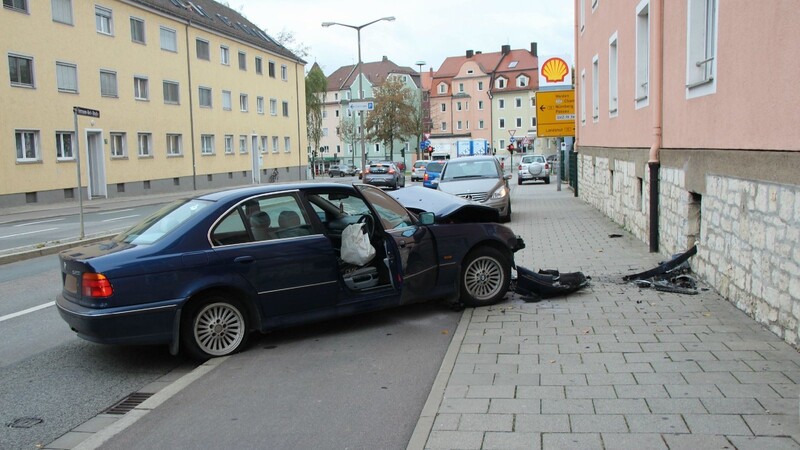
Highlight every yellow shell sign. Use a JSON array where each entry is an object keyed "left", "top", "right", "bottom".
[{"left": 541, "top": 57, "right": 569, "bottom": 83}]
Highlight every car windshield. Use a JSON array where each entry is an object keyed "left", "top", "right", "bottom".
[
  {"left": 441, "top": 160, "right": 499, "bottom": 181},
  {"left": 426, "top": 162, "right": 444, "bottom": 172},
  {"left": 114, "top": 199, "right": 213, "bottom": 245}
]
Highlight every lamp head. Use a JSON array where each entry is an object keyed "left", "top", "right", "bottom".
[{"left": 321, "top": 22, "right": 334, "bottom": 27}]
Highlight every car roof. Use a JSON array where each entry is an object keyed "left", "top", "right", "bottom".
[{"left": 196, "top": 182, "right": 355, "bottom": 203}]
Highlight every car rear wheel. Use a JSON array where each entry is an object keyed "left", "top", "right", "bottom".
[
  {"left": 517, "top": 177, "right": 523, "bottom": 185},
  {"left": 182, "top": 294, "right": 249, "bottom": 359},
  {"left": 460, "top": 247, "right": 510, "bottom": 307},
  {"left": 544, "top": 176, "right": 551, "bottom": 184}
]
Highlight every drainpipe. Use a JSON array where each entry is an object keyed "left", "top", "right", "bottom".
[
  {"left": 296, "top": 62, "right": 303, "bottom": 180},
  {"left": 648, "top": 0, "right": 664, "bottom": 253},
  {"left": 184, "top": 20, "right": 197, "bottom": 191}
]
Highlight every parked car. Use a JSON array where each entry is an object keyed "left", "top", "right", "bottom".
[
  {"left": 363, "top": 161, "right": 406, "bottom": 190},
  {"left": 517, "top": 154, "right": 551, "bottom": 185},
  {"left": 55, "top": 183, "right": 524, "bottom": 358},
  {"left": 329, "top": 164, "right": 358, "bottom": 177},
  {"left": 422, "top": 161, "right": 445, "bottom": 189},
  {"left": 436, "top": 156, "right": 512, "bottom": 222},
  {"left": 411, "top": 160, "right": 431, "bottom": 181}
]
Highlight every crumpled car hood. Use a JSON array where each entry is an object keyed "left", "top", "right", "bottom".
[{"left": 389, "top": 186, "right": 500, "bottom": 223}]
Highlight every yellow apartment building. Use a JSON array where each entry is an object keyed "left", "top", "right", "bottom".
[{"left": 1, "top": 0, "right": 307, "bottom": 208}]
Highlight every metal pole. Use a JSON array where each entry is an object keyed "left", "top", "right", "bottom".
[
  {"left": 72, "top": 109, "right": 85, "bottom": 239},
  {"left": 357, "top": 28, "right": 367, "bottom": 174}
]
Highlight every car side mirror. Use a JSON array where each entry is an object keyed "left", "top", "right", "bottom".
[
  {"left": 504, "top": 174, "right": 512, "bottom": 180},
  {"left": 419, "top": 211, "right": 435, "bottom": 225}
]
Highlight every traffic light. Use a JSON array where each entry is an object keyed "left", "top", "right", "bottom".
[
  {"left": 400, "top": 148, "right": 405, "bottom": 157},
  {"left": 507, "top": 144, "right": 515, "bottom": 152}
]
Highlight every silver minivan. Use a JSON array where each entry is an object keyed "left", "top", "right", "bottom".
[{"left": 436, "top": 156, "right": 512, "bottom": 222}]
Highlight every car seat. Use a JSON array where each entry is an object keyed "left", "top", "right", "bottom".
[{"left": 249, "top": 211, "right": 271, "bottom": 241}]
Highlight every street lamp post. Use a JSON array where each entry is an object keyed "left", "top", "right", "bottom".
[
  {"left": 322, "top": 17, "right": 395, "bottom": 174},
  {"left": 415, "top": 60, "right": 425, "bottom": 160}
]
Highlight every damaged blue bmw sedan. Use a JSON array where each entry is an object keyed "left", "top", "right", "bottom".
[{"left": 56, "top": 184, "right": 524, "bottom": 359}]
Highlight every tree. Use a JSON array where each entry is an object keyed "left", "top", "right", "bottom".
[
  {"left": 305, "top": 64, "right": 326, "bottom": 176},
  {"left": 364, "top": 77, "right": 417, "bottom": 161},
  {"left": 337, "top": 115, "right": 359, "bottom": 165}
]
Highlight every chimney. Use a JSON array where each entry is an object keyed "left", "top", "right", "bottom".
[
  {"left": 501, "top": 44, "right": 510, "bottom": 54},
  {"left": 476, "top": 51, "right": 482, "bottom": 55},
  {"left": 530, "top": 42, "right": 537, "bottom": 57},
  {"left": 382, "top": 55, "right": 388, "bottom": 62},
  {"left": 466, "top": 50, "right": 474, "bottom": 58}
]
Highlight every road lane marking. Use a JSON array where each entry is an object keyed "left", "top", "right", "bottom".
[
  {"left": 0, "top": 301, "right": 54, "bottom": 323},
  {"left": 13, "top": 218, "right": 64, "bottom": 227},
  {"left": 98, "top": 209, "right": 134, "bottom": 215},
  {"left": 101, "top": 214, "right": 139, "bottom": 223},
  {"left": 0, "top": 227, "right": 59, "bottom": 239}
]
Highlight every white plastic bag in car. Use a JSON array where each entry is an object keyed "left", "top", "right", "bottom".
[{"left": 341, "top": 223, "right": 375, "bottom": 266}]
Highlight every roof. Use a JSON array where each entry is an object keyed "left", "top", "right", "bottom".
[
  {"left": 325, "top": 57, "right": 418, "bottom": 91},
  {"left": 132, "top": 0, "right": 303, "bottom": 63}
]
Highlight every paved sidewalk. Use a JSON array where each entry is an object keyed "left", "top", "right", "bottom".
[{"left": 409, "top": 184, "right": 800, "bottom": 449}]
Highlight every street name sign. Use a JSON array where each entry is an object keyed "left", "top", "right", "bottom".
[
  {"left": 535, "top": 90, "right": 575, "bottom": 138},
  {"left": 73, "top": 106, "right": 100, "bottom": 118},
  {"left": 348, "top": 101, "right": 374, "bottom": 111}
]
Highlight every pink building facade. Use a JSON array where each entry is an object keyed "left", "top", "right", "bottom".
[{"left": 575, "top": 0, "right": 800, "bottom": 345}]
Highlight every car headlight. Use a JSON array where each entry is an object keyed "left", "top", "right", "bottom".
[{"left": 491, "top": 186, "right": 508, "bottom": 199}]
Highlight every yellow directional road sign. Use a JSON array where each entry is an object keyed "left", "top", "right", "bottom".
[{"left": 535, "top": 90, "right": 575, "bottom": 138}]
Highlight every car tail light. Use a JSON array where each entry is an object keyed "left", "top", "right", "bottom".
[
  {"left": 364, "top": 167, "right": 370, "bottom": 174},
  {"left": 545, "top": 163, "right": 550, "bottom": 170},
  {"left": 518, "top": 164, "right": 523, "bottom": 170},
  {"left": 82, "top": 273, "right": 114, "bottom": 298},
  {"left": 388, "top": 168, "right": 396, "bottom": 174},
  {"left": 424, "top": 173, "right": 429, "bottom": 181}
]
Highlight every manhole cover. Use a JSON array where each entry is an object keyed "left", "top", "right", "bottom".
[{"left": 8, "top": 417, "right": 43, "bottom": 428}]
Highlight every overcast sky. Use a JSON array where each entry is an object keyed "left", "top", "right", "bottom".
[{"left": 229, "top": 0, "right": 575, "bottom": 75}]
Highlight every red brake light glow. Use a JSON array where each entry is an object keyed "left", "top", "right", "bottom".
[
  {"left": 388, "top": 168, "right": 395, "bottom": 174},
  {"left": 82, "top": 273, "right": 114, "bottom": 298}
]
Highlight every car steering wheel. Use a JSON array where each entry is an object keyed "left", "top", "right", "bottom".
[{"left": 357, "top": 214, "right": 375, "bottom": 239}]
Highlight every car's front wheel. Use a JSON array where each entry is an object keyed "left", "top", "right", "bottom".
[
  {"left": 460, "top": 247, "right": 510, "bottom": 307},
  {"left": 182, "top": 293, "right": 249, "bottom": 359}
]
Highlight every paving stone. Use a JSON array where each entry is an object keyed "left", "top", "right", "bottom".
[
  {"left": 646, "top": 398, "right": 707, "bottom": 414},
  {"left": 662, "top": 434, "right": 736, "bottom": 449},
  {"left": 605, "top": 362, "right": 654, "bottom": 373},
  {"left": 727, "top": 436, "right": 800, "bottom": 450},
  {"left": 457, "top": 414, "right": 514, "bottom": 432},
  {"left": 650, "top": 361, "right": 703, "bottom": 372},
  {"left": 586, "top": 372, "right": 636, "bottom": 385},
  {"left": 453, "top": 363, "right": 476, "bottom": 374},
  {"left": 614, "top": 384, "right": 670, "bottom": 399},
  {"left": 515, "top": 414, "right": 570, "bottom": 433},
  {"left": 634, "top": 372, "right": 687, "bottom": 385},
  {"left": 538, "top": 335, "right": 579, "bottom": 344},
  {"left": 593, "top": 398, "right": 650, "bottom": 414},
  {"left": 683, "top": 413, "right": 752, "bottom": 435},
  {"left": 480, "top": 343, "right": 519, "bottom": 354},
  {"left": 483, "top": 432, "right": 541, "bottom": 449},
  {"left": 601, "top": 432, "right": 668, "bottom": 450},
  {"left": 743, "top": 414, "right": 800, "bottom": 436},
  {"left": 700, "top": 398, "right": 765, "bottom": 414},
  {"left": 559, "top": 343, "right": 600, "bottom": 354},
  {"left": 542, "top": 432, "right": 602, "bottom": 449},
  {"left": 473, "top": 363, "right": 518, "bottom": 374},
  {"left": 756, "top": 397, "right": 799, "bottom": 415},
  {"left": 616, "top": 333, "right": 659, "bottom": 343},
  {"left": 655, "top": 333, "right": 701, "bottom": 343},
  {"left": 540, "top": 373, "right": 588, "bottom": 386},
  {"left": 581, "top": 352, "right": 626, "bottom": 365},
  {"left": 425, "top": 431, "right": 483, "bottom": 449},
  {"left": 565, "top": 385, "right": 617, "bottom": 399},
  {"left": 770, "top": 383, "right": 800, "bottom": 398},
  {"left": 466, "top": 385, "right": 515, "bottom": 399},
  {"left": 488, "top": 398, "right": 541, "bottom": 414},
  {"left": 432, "top": 413, "right": 461, "bottom": 431},
  {"left": 443, "top": 385, "right": 469, "bottom": 399},
  {"left": 562, "top": 363, "right": 609, "bottom": 374},
  {"left": 456, "top": 353, "right": 499, "bottom": 364},
  {"left": 697, "top": 360, "right": 753, "bottom": 372},
  {"left": 625, "top": 352, "right": 670, "bottom": 363},
  {"left": 714, "top": 350, "right": 767, "bottom": 360},
  {"left": 516, "top": 386, "right": 565, "bottom": 399},
  {"left": 439, "top": 398, "right": 490, "bottom": 414},
  {"left": 541, "top": 399, "right": 594, "bottom": 414},
  {"left": 601, "top": 343, "right": 644, "bottom": 353},
  {"left": 734, "top": 371, "right": 793, "bottom": 384},
  {"left": 447, "top": 373, "right": 495, "bottom": 386},
  {"left": 518, "top": 344, "right": 559, "bottom": 354},
  {"left": 682, "top": 371, "right": 740, "bottom": 384},
  {"left": 569, "top": 414, "right": 627, "bottom": 432},
  {"left": 625, "top": 414, "right": 689, "bottom": 433},
  {"left": 716, "top": 383, "right": 781, "bottom": 398},
  {"left": 517, "top": 363, "right": 563, "bottom": 374}
]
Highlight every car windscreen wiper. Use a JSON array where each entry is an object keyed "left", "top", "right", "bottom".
[{"left": 452, "top": 175, "right": 484, "bottom": 179}]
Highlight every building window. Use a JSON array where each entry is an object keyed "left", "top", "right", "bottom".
[
  {"left": 9, "top": 54, "right": 34, "bottom": 87},
  {"left": 260, "top": 136, "right": 268, "bottom": 153},
  {"left": 239, "top": 135, "right": 247, "bottom": 154},
  {"left": 4, "top": 0, "right": 27, "bottom": 13},
  {"left": 110, "top": 132, "right": 125, "bottom": 157},
  {"left": 515, "top": 97, "right": 522, "bottom": 108},
  {"left": 592, "top": 55, "right": 599, "bottom": 121},
  {"left": 222, "top": 90, "right": 231, "bottom": 110},
  {"left": 15, "top": 130, "right": 39, "bottom": 162},
  {"left": 272, "top": 136, "right": 279, "bottom": 153},
  {"left": 686, "top": 0, "right": 718, "bottom": 97},
  {"left": 239, "top": 93, "right": 248, "bottom": 112},
  {"left": 498, "top": 99, "right": 505, "bottom": 109},
  {"left": 478, "top": 100, "right": 484, "bottom": 110},
  {"left": 456, "top": 121, "right": 462, "bottom": 130},
  {"left": 224, "top": 134, "right": 233, "bottom": 154},
  {"left": 160, "top": 26, "right": 177, "bottom": 52},
  {"left": 133, "top": 76, "right": 148, "bottom": 100},
  {"left": 609, "top": 33, "right": 619, "bottom": 116},
  {"left": 456, "top": 102, "right": 462, "bottom": 111},
  {"left": 477, "top": 81, "right": 484, "bottom": 91},
  {"left": 580, "top": 0, "right": 586, "bottom": 32},
  {"left": 163, "top": 80, "right": 179, "bottom": 104},
  {"left": 282, "top": 101, "right": 289, "bottom": 117},
  {"left": 199, "top": 86, "right": 212, "bottom": 107},
  {"left": 458, "top": 82, "right": 464, "bottom": 93},
  {"left": 201, "top": 134, "right": 214, "bottom": 155},
  {"left": 268, "top": 60, "right": 275, "bottom": 77},
  {"left": 56, "top": 62, "right": 78, "bottom": 93},
  {"left": 281, "top": 65, "right": 288, "bottom": 81},
  {"left": 257, "top": 96, "right": 264, "bottom": 114},
  {"left": 580, "top": 69, "right": 587, "bottom": 125},
  {"left": 52, "top": 0, "right": 73, "bottom": 25},
  {"left": 440, "top": 103, "right": 446, "bottom": 112},
  {"left": 166, "top": 134, "right": 182, "bottom": 156},
  {"left": 499, "top": 118, "right": 505, "bottom": 129},
  {"left": 531, "top": 117, "right": 537, "bottom": 127},
  {"left": 515, "top": 117, "right": 522, "bottom": 128},
  {"left": 284, "top": 137, "right": 291, "bottom": 153},
  {"left": 438, "top": 83, "right": 446, "bottom": 94},
  {"left": 95, "top": 6, "right": 113, "bottom": 35},
  {"left": 196, "top": 39, "right": 209, "bottom": 60},
  {"left": 516, "top": 76, "right": 528, "bottom": 87},
  {"left": 496, "top": 78, "right": 506, "bottom": 89},
  {"left": 137, "top": 133, "right": 152, "bottom": 157},
  {"left": 255, "top": 57, "right": 262, "bottom": 74},
  {"left": 479, "top": 120, "right": 484, "bottom": 129},
  {"left": 55, "top": 131, "right": 74, "bottom": 160},
  {"left": 440, "top": 122, "right": 447, "bottom": 131},
  {"left": 100, "top": 70, "right": 117, "bottom": 97},
  {"left": 238, "top": 51, "right": 246, "bottom": 70},
  {"left": 130, "top": 16, "right": 145, "bottom": 43},
  {"left": 220, "top": 45, "right": 229, "bottom": 65},
  {"left": 270, "top": 98, "right": 277, "bottom": 115},
  {"left": 635, "top": 0, "right": 650, "bottom": 107}
]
